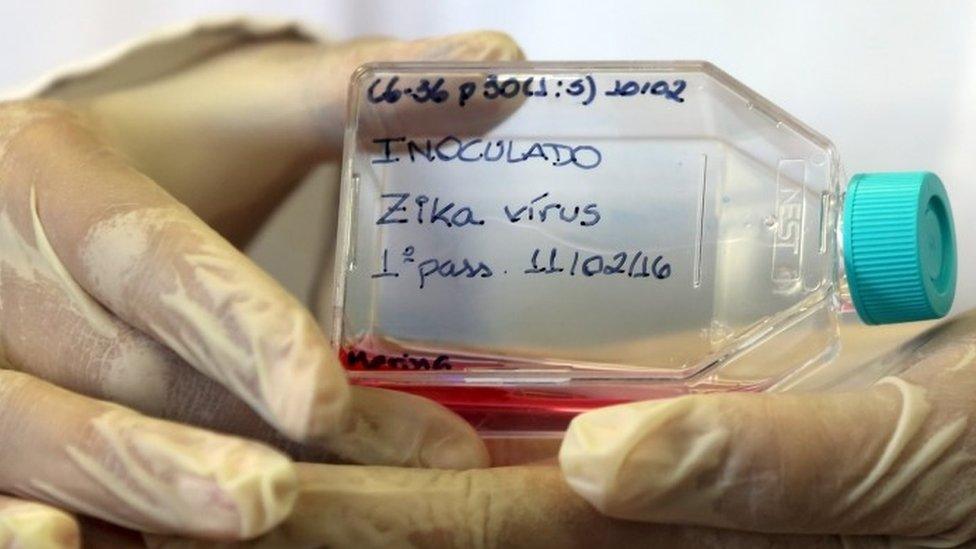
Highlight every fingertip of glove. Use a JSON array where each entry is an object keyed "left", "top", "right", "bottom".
[
  {"left": 268, "top": 365, "right": 353, "bottom": 443},
  {"left": 169, "top": 439, "right": 299, "bottom": 540},
  {"left": 301, "top": 385, "right": 489, "bottom": 469},
  {"left": 558, "top": 403, "right": 634, "bottom": 513},
  {"left": 410, "top": 30, "right": 525, "bottom": 62},
  {"left": 466, "top": 30, "right": 526, "bottom": 61},
  {"left": 419, "top": 428, "right": 490, "bottom": 470},
  {"left": 256, "top": 329, "right": 353, "bottom": 444},
  {"left": 558, "top": 395, "right": 731, "bottom": 520},
  {"left": 105, "top": 412, "right": 301, "bottom": 540},
  {"left": 0, "top": 503, "right": 81, "bottom": 549},
  {"left": 226, "top": 448, "right": 299, "bottom": 539}
]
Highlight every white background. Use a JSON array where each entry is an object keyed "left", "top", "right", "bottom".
[{"left": 2, "top": 0, "right": 974, "bottom": 313}]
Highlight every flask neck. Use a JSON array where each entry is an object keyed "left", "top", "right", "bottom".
[{"left": 835, "top": 210, "right": 857, "bottom": 316}]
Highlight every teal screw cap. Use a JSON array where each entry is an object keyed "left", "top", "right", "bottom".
[{"left": 843, "top": 172, "right": 956, "bottom": 325}]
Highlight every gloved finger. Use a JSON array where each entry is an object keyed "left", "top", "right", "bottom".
[
  {"left": 76, "top": 31, "right": 524, "bottom": 244},
  {"left": 0, "top": 104, "right": 485, "bottom": 466},
  {"left": 0, "top": 101, "right": 348, "bottom": 441},
  {"left": 0, "top": 495, "right": 80, "bottom": 549},
  {"left": 257, "top": 384, "right": 490, "bottom": 469},
  {"left": 308, "top": 386, "right": 488, "bottom": 468},
  {"left": 158, "top": 370, "right": 488, "bottom": 469},
  {"left": 0, "top": 369, "right": 297, "bottom": 539},
  {"left": 559, "top": 372, "right": 976, "bottom": 541},
  {"left": 0, "top": 207, "right": 485, "bottom": 470},
  {"left": 144, "top": 464, "right": 859, "bottom": 549}
]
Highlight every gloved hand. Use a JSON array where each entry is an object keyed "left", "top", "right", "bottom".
[
  {"left": 120, "top": 311, "right": 975, "bottom": 548},
  {"left": 143, "top": 463, "right": 845, "bottom": 549},
  {"left": 0, "top": 30, "right": 523, "bottom": 546},
  {"left": 560, "top": 310, "right": 976, "bottom": 547}
]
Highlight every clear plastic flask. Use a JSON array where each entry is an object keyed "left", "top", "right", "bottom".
[{"left": 332, "top": 62, "right": 957, "bottom": 436}]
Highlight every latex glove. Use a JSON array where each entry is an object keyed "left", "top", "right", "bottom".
[
  {"left": 560, "top": 310, "right": 976, "bottom": 547},
  {"left": 137, "top": 464, "right": 859, "bottom": 548},
  {"left": 0, "top": 370, "right": 295, "bottom": 540},
  {"left": 0, "top": 30, "right": 521, "bottom": 544},
  {"left": 0, "top": 495, "right": 79, "bottom": 549},
  {"left": 101, "top": 313, "right": 970, "bottom": 548}
]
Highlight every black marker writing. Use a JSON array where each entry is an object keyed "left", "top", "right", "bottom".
[
  {"left": 372, "top": 137, "right": 601, "bottom": 170},
  {"left": 376, "top": 193, "right": 485, "bottom": 228},
  {"left": 365, "top": 75, "right": 686, "bottom": 107}
]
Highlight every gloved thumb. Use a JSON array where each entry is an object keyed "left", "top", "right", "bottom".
[
  {"left": 76, "top": 30, "right": 523, "bottom": 245},
  {"left": 559, "top": 377, "right": 974, "bottom": 541}
]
